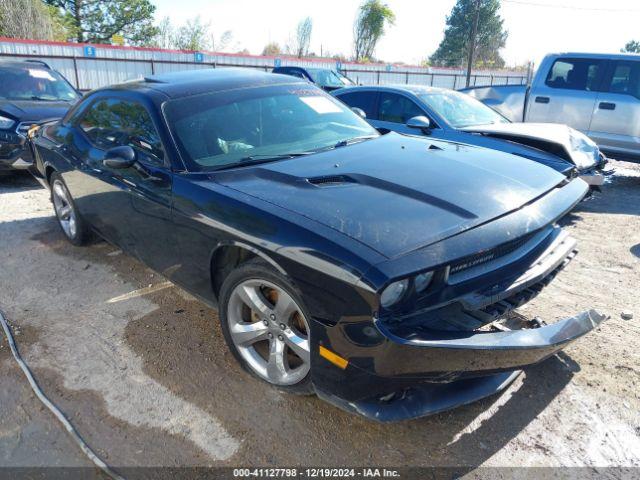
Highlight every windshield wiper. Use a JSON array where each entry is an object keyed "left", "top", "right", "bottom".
[
  {"left": 240, "top": 152, "right": 313, "bottom": 162},
  {"left": 30, "top": 96, "right": 58, "bottom": 102},
  {"left": 333, "top": 135, "right": 378, "bottom": 148},
  {"left": 213, "top": 138, "right": 376, "bottom": 171},
  {"left": 213, "top": 152, "right": 313, "bottom": 171},
  {"left": 302, "top": 135, "right": 378, "bottom": 155}
]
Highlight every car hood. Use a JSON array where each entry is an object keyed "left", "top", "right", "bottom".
[
  {"left": 459, "top": 123, "right": 599, "bottom": 171},
  {"left": 0, "top": 100, "right": 74, "bottom": 124},
  {"left": 212, "top": 134, "right": 566, "bottom": 259}
]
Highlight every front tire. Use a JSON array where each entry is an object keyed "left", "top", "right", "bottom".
[
  {"left": 218, "top": 258, "right": 314, "bottom": 395},
  {"left": 50, "top": 173, "right": 91, "bottom": 246}
]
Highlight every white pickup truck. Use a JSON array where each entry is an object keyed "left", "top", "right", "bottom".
[{"left": 463, "top": 52, "right": 640, "bottom": 159}]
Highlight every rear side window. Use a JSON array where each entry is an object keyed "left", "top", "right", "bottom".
[
  {"left": 378, "top": 92, "right": 425, "bottom": 124},
  {"left": 545, "top": 58, "right": 604, "bottom": 91},
  {"left": 275, "top": 68, "right": 306, "bottom": 79},
  {"left": 336, "top": 91, "right": 378, "bottom": 119},
  {"left": 606, "top": 61, "right": 640, "bottom": 99},
  {"left": 79, "top": 98, "right": 165, "bottom": 164},
  {"left": 286, "top": 70, "right": 307, "bottom": 79}
]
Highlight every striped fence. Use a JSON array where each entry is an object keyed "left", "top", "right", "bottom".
[{"left": 0, "top": 37, "right": 529, "bottom": 91}]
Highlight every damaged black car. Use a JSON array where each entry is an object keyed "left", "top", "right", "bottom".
[{"left": 28, "top": 69, "right": 605, "bottom": 421}]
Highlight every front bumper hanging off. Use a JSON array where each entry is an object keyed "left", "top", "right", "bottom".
[
  {"left": 311, "top": 227, "right": 607, "bottom": 422},
  {"left": 316, "top": 310, "right": 606, "bottom": 423},
  {"left": 578, "top": 153, "right": 614, "bottom": 187}
]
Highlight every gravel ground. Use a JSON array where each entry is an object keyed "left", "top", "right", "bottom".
[{"left": 0, "top": 163, "right": 639, "bottom": 476}]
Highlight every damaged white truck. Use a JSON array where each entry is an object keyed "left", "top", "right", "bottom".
[{"left": 463, "top": 52, "right": 640, "bottom": 160}]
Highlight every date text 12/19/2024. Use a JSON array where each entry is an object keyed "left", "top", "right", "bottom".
[{"left": 233, "top": 468, "right": 401, "bottom": 478}]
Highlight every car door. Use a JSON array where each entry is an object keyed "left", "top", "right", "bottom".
[
  {"left": 68, "top": 95, "right": 174, "bottom": 270},
  {"left": 526, "top": 57, "right": 606, "bottom": 133},
  {"left": 374, "top": 92, "right": 428, "bottom": 135},
  {"left": 588, "top": 59, "right": 640, "bottom": 155}
]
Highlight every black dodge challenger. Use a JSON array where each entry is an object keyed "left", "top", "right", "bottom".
[{"left": 28, "top": 69, "right": 605, "bottom": 422}]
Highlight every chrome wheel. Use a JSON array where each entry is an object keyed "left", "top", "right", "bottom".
[
  {"left": 52, "top": 179, "right": 77, "bottom": 239},
  {"left": 227, "top": 279, "right": 310, "bottom": 386}
]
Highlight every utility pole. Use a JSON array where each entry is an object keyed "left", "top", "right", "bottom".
[{"left": 465, "top": 0, "right": 481, "bottom": 88}]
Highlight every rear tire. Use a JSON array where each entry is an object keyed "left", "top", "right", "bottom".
[
  {"left": 50, "top": 172, "right": 91, "bottom": 246},
  {"left": 218, "top": 258, "right": 314, "bottom": 395}
]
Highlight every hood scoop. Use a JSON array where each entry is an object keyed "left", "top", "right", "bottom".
[{"left": 307, "top": 175, "right": 356, "bottom": 187}]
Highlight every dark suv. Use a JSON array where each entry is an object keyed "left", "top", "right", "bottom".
[
  {"left": 272, "top": 66, "right": 355, "bottom": 91},
  {"left": 0, "top": 60, "right": 80, "bottom": 174}
]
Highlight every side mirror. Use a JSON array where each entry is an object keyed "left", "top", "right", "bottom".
[
  {"left": 406, "top": 115, "right": 431, "bottom": 132},
  {"left": 103, "top": 146, "right": 136, "bottom": 169},
  {"left": 351, "top": 107, "right": 367, "bottom": 119}
]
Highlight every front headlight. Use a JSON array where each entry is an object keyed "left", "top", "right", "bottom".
[
  {"left": 380, "top": 279, "right": 409, "bottom": 308},
  {"left": 569, "top": 129, "right": 597, "bottom": 150},
  {"left": 568, "top": 128, "right": 599, "bottom": 169},
  {"left": 414, "top": 271, "right": 434, "bottom": 292},
  {"left": 0, "top": 115, "right": 15, "bottom": 130}
]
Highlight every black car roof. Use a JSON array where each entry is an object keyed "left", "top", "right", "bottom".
[
  {"left": 273, "top": 66, "right": 305, "bottom": 71},
  {"left": 0, "top": 60, "right": 51, "bottom": 71},
  {"left": 125, "top": 68, "right": 306, "bottom": 99}
]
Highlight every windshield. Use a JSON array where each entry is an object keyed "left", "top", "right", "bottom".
[
  {"left": 419, "top": 90, "right": 508, "bottom": 128},
  {"left": 306, "top": 69, "right": 354, "bottom": 88},
  {"left": 0, "top": 67, "right": 79, "bottom": 102},
  {"left": 164, "top": 84, "right": 378, "bottom": 171}
]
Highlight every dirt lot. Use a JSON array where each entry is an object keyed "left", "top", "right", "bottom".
[{"left": 0, "top": 163, "right": 639, "bottom": 476}]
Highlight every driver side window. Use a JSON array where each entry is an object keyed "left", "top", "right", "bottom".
[
  {"left": 378, "top": 92, "right": 425, "bottom": 124},
  {"left": 78, "top": 98, "right": 165, "bottom": 165}
]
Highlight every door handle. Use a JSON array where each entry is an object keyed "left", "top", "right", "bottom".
[
  {"left": 535, "top": 96, "right": 550, "bottom": 104},
  {"left": 598, "top": 102, "right": 616, "bottom": 111}
]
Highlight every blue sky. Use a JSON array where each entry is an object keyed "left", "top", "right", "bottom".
[{"left": 153, "top": 0, "right": 640, "bottom": 67}]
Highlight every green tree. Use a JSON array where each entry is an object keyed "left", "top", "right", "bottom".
[
  {"left": 430, "top": 0, "right": 507, "bottom": 68},
  {"left": 174, "top": 16, "right": 210, "bottom": 51},
  {"left": 152, "top": 17, "right": 174, "bottom": 49},
  {"left": 353, "top": 0, "right": 395, "bottom": 62},
  {"left": 150, "top": 17, "right": 236, "bottom": 52},
  {"left": 0, "top": 0, "right": 65, "bottom": 40},
  {"left": 44, "top": 0, "right": 158, "bottom": 45},
  {"left": 622, "top": 40, "right": 640, "bottom": 53}
]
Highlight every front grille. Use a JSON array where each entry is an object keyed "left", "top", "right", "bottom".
[
  {"left": 402, "top": 249, "right": 575, "bottom": 333},
  {"left": 449, "top": 232, "right": 537, "bottom": 275}
]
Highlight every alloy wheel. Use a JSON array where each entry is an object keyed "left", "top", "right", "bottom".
[
  {"left": 227, "top": 279, "right": 310, "bottom": 386},
  {"left": 52, "top": 179, "right": 77, "bottom": 240}
]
